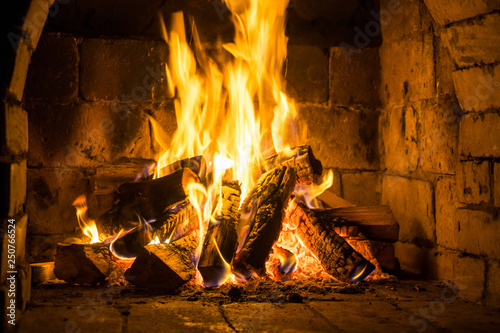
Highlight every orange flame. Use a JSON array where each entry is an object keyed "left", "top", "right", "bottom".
[{"left": 72, "top": 195, "right": 100, "bottom": 244}]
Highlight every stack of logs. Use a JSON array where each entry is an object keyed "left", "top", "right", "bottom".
[{"left": 53, "top": 146, "right": 399, "bottom": 289}]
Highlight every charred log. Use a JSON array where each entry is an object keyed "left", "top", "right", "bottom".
[
  {"left": 124, "top": 231, "right": 199, "bottom": 291},
  {"left": 262, "top": 145, "right": 322, "bottom": 184},
  {"left": 54, "top": 243, "right": 114, "bottom": 285},
  {"left": 96, "top": 168, "right": 199, "bottom": 238},
  {"left": 152, "top": 200, "right": 199, "bottom": 244},
  {"left": 198, "top": 181, "right": 241, "bottom": 286},
  {"left": 234, "top": 166, "right": 296, "bottom": 276},
  {"left": 285, "top": 200, "right": 375, "bottom": 283}
]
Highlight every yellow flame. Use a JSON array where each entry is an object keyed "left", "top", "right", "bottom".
[
  {"left": 152, "top": 0, "right": 308, "bottom": 282},
  {"left": 72, "top": 195, "right": 100, "bottom": 244},
  {"left": 294, "top": 170, "right": 334, "bottom": 208},
  {"left": 148, "top": 236, "right": 161, "bottom": 245}
]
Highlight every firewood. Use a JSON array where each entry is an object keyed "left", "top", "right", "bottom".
[
  {"left": 96, "top": 168, "right": 200, "bottom": 238},
  {"left": 108, "top": 222, "right": 152, "bottom": 258},
  {"left": 94, "top": 158, "right": 156, "bottom": 195},
  {"left": 262, "top": 145, "right": 322, "bottom": 184},
  {"left": 326, "top": 206, "right": 399, "bottom": 243},
  {"left": 31, "top": 262, "right": 56, "bottom": 283},
  {"left": 124, "top": 231, "right": 199, "bottom": 291},
  {"left": 233, "top": 166, "right": 296, "bottom": 276},
  {"left": 198, "top": 181, "right": 241, "bottom": 286},
  {"left": 54, "top": 243, "right": 114, "bottom": 285},
  {"left": 152, "top": 200, "right": 199, "bottom": 243},
  {"left": 284, "top": 200, "right": 375, "bottom": 283},
  {"left": 158, "top": 155, "right": 207, "bottom": 185}
]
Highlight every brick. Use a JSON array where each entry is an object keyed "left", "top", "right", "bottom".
[
  {"left": 26, "top": 234, "right": 72, "bottom": 263},
  {"left": 0, "top": 103, "right": 28, "bottom": 156},
  {"left": 424, "top": 0, "right": 500, "bottom": 25},
  {"left": 380, "top": 0, "right": 433, "bottom": 43},
  {"left": 459, "top": 113, "right": 500, "bottom": 157},
  {"left": 28, "top": 102, "right": 152, "bottom": 167},
  {"left": 329, "top": 47, "right": 380, "bottom": 106},
  {"left": 18, "top": 305, "right": 122, "bottom": 333},
  {"left": 452, "top": 64, "right": 500, "bottom": 112},
  {"left": 418, "top": 99, "right": 460, "bottom": 174},
  {"left": 0, "top": 160, "right": 26, "bottom": 217},
  {"left": 286, "top": 45, "right": 329, "bottom": 104},
  {"left": 435, "top": 177, "right": 459, "bottom": 248},
  {"left": 394, "top": 241, "right": 435, "bottom": 275},
  {"left": 457, "top": 160, "right": 490, "bottom": 204},
  {"left": 379, "top": 31, "right": 435, "bottom": 106},
  {"left": 5, "top": 0, "right": 53, "bottom": 101},
  {"left": 442, "top": 13, "right": 500, "bottom": 68},
  {"left": 174, "top": 0, "right": 234, "bottom": 43},
  {"left": 495, "top": 163, "right": 500, "bottom": 207},
  {"left": 432, "top": 248, "right": 485, "bottom": 302},
  {"left": 379, "top": 105, "right": 419, "bottom": 174},
  {"left": 381, "top": 175, "right": 435, "bottom": 244},
  {"left": 129, "top": 301, "right": 228, "bottom": 332},
  {"left": 298, "top": 105, "right": 379, "bottom": 169},
  {"left": 24, "top": 33, "right": 78, "bottom": 102},
  {"left": 435, "top": 25, "right": 456, "bottom": 97},
  {"left": 294, "top": 0, "right": 358, "bottom": 21},
  {"left": 341, "top": 171, "right": 381, "bottom": 206},
  {"left": 486, "top": 260, "right": 500, "bottom": 307},
  {"left": 27, "top": 168, "right": 90, "bottom": 235},
  {"left": 80, "top": 39, "right": 169, "bottom": 101},
  {"left": 48, "top": 0, "right": 171, "bottom": 39},
  {"left": 455, "top": 209, "right": 500, "bottom": 259}
]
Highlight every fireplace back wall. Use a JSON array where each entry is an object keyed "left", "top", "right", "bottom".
[{"left": 1, "top": 0, "right": 499, "bottom": 307}]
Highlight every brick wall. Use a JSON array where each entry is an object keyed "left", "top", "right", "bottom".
[{"left": 378, "top": 0, "right": 500, "bottom": 305}]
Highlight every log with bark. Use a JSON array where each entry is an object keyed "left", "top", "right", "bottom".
[
  {"left": 198, "top": 181, "right": 241, "bottom": 286},
  {"left": 284, "top": 199, "right": 375, "bottom": 283},
  {"left": 233, "top": 166, "right": 297, "bottom": 277},
  {"left": 261, "top": 145, "right": 322, "bottom": 184},
  {"left": 152, "top": 200, "right": 199, "bottom": 243},
  {"left": 54, "top": 243, "right": 114, "bottom": 285},
  {"left": 96, "top": 168, "right": 200, "bottom": 238},
  {"left": 124, "top": 231, "right": 199, "bottom": 291}
]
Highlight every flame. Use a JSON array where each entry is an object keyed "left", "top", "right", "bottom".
[
  {"left": 295, "top": 170, "right": 334, "bottom": 209},
  {"left": 72, "top": 195, "right": 100, "bottom": 244},
  {"left": 150, "top": 0, "right": 303, "bottom": 285}
]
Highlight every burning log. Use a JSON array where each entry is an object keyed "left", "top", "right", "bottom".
[
  {"left": 159, "top": 155, "right": 207, "bottom": 185},
  {"left": 152, "top": 200, "right": 199, "bottom": 243},
  {"left": 96, "top": 168, "right": 200, "bottom": 237},
  {"left": 262, "top": 145, "right": 322, "bottom": 184},
  {"left": 285, "top": 200, "right": 375, "bottom": 283},
  {"left": 234, "top": 166, "right": 297, "bottom": 276},
  {"left": 124, "top": 231, "right": 199, "bottom": 291},
  {"left": 198, "top": 181, "right": 241, "bottom": 286},
  {"left": 54, "top": 243, "right": 114, "bottom": 285},
  {"left": 107, "top": 201, "right": 199, "bottom": 258}
]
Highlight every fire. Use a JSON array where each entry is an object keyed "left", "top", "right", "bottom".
[
  {"left": 151, "top": 0, "right": 330, "bottom": 284},
  {"left": 72, "top": 195, "right": 100, "bottom": 244},
  {"left": 73, "top": 0, "right": 333, "bottom": 285}
]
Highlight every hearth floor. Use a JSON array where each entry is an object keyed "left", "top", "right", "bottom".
[{"left": 17, "top": 278, "right": 500, "bottom": 333}]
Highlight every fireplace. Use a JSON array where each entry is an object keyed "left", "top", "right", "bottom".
[{"left": 2, "top": 0, "right": 500, "bottom": 331}]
